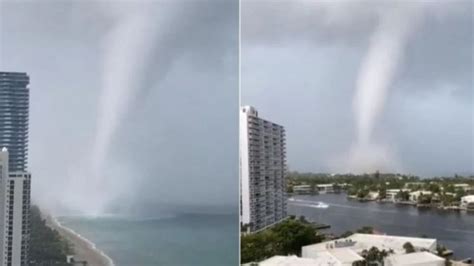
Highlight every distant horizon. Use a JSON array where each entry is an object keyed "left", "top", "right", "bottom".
[{"left": 287, "top": 170, "right": 474, "bottom": 179}]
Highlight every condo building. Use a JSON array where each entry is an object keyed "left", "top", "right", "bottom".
[
  {"left": 0, "top": 149, "right": 30, "bottom": 266},
  {"left": 0, "top": 72, "right": 29, "bottom": 172},
  {"left": 0, "top": 72, "right": 31, "bottom": 266},
  {"left": 240, "top": 106, "right": 287, "bottom": 232}
]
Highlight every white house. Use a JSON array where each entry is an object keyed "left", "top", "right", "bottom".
[
  {"left": 386, "top": 189, "right": 409, "bottom": 202},
  {"left": 367, "top": 191, "right": 379, "bottom": 200},
  {"left": 316, "top": 184, "right": 334, "bottom": 194},
  {"left": 460, "top": 195, "right": 474, "bottom": 211},
  {"left": 409, "top": 191, "right": 432, "bottom": 202},
  {"left": 453, "top": 184, "right": 470, "bottom": 191},
  {"left": 293, "top": 185, "right": 312, "bottom": 194}
]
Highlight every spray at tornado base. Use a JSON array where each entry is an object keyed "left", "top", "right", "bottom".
[{"left": 346, "top": 5, "right": 423, "bottom": 173}]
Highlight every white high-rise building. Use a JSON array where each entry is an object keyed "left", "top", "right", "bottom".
[
  {"left": 240, "top": 106, "right": 287, "bottom": 232},
  {"left": 0, "top": 148, "right": 30, "bottom": 266},
  {"left": 0, "top": 148, "right": 7, "bottom": 265}
]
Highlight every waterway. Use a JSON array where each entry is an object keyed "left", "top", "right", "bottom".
[
  {"left": 288, "top": 194, "right": 474, "bottom": 259},
  {"left": 58, "top": 209, "right": 238, "bottom": 266}
]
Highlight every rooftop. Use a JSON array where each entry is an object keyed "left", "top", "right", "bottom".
[
  {"left": 259, "top": 254, "right": 364, "bottom": 266},
  {"left": 385, "top": 251, "right": 445, "bottom": 266},
  {"left": 260, "top": 234, "right": 444, "bottom": 266},
  {"left": 409, "top": 190, "right": 432, "bottom": 195},
  {"left": 259, "top": 255, "right": 326, "bottom": 266},
  {"left": 461, "top": 195, "right": 474, "bottom": 201},
  {"left": 453, "top": 184, "right": 470, "bottom": 187},
  {"left": 0, "top": 71, "right": 28, "bottom": 75},
  {"left": 316, "top": 184, "right": 334, "bottom": 187},
  {"left": 303, "top": 233, "right": 437, "bottom": 257}
]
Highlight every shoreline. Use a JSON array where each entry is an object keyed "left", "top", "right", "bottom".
[
  {"left": 289, "top": 194, "right": 474, "bottom": 260},
  {"left": 46, "top": 215, "right": 115, "bottom": 266},
  {"left": 290, "top": 193, "right": 473, "bottom": 213}
]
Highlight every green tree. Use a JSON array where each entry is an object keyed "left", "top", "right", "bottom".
[
  {"left": 396, "top": 190, "right": 410, "bottom": 201},
  {"left": 428, "top": 183, "right": 441, "bottom": 194},
  {"left": 437, "top": 244, "right": 447, "bottom": 256},
  {"left": 298, "top": 216, "right": 309, "bottom": 224},
  {"left": 241, "top": 230, "right": 279, "bottom": 263},
  {"left": 356, "top": 226, "right": 374, "bottom": 234},
  {"left": 418, "top": 193, "right": 432, "bottom": 204},
  {"left": 352, "top": 260, "right": 367, "bottom": 266},
  {"left": 272, "top": 219, "right": 322, "bottom": 256},
  {"left": 440, "top": 193, "right": 454, "bottom": 206},
  {"left": 454, "top": 189, "right": 466, "bottom": 201},
  {"left": 444, "top": 184, "right": 455, "bottom": 193},
  {"left": 360, "top": 247, "right": 391, "bottom": 264},
  {"left": 29, "top": 206, "right": 73, "bottom": 266},
  {"left": 357, "top": 189, "right": 369, "bottom": 199},
  {"left": 378, "top": 186, "right": 387, "bottom": 200},
  {"left": 287, "top": 186, "right": 293, "bottom": 193},
  {"left": 403, "top": 242, "right": 415, "bottom": 253},
  {"left": 240, "top": 217, "right": 323, "bottom": 263},
  {"left": 340, "top": 231, "right": 354, "bottom": 238},
  {"left": 348, "top": 187, "right": 358, "bottom": 196}
]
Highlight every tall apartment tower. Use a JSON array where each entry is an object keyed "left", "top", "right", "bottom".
[
  {"left": 0, "top": 72, "right": 31, "bottom": 266},
  {"left": 0, "top": 72, "right": 29, "bottom": 172},
  {"left": 240, "top": 106, "right": 287, "bottom": 232},
  {"left": 0, "top": 149, "right": 30, "bottom": 266}
]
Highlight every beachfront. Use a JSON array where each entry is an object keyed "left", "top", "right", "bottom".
[{"left": 45, "top": 215, "right": 113, "bottom": 266}]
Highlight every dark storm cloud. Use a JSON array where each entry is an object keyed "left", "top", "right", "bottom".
[
  {"left": 0, "top": 0, "right": 238, "bottom": 213},
  {"left": 242, "top": 0, "right": 473, "bottom": 176},
  {"left": 400, "top": 11, "right": 472, "bottom": 99},
  {"left": 243, "top": 0, "right": 472, "bottom": 95}
]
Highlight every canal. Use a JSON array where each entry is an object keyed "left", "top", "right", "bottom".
[{"left": 288, "top": 194, "right": 474, "bottom": 259}]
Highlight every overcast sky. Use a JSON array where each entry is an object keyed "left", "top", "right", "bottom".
[
  {"left": 0, "top": 0, "right": 472, "bottom": 213},
  {"left": 0, "top": 0, "right": 238, "bottom": 214},
  {"left": 242, "top": 0, "right": 473, "bottom": 177}
]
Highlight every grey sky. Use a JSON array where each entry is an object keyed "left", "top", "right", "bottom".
[
  {"left": 242, "top": 0, "right": 473, "bottom": 177},
  {"left": 0, "top": 0, "right": 472, "bottom": 214},
  {"left": 0, "top": 0, "right": 238, "bottom": 213}
]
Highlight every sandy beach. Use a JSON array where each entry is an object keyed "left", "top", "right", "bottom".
[{"left": 45, "top": 215, "right": 114, "bottom": 266}]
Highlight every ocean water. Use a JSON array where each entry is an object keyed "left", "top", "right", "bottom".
[
  {"left": 58, "top": 210, "right": 239, "bottom": 266},
  {"left": 288, "top": 194, "right": 474, "bottom": 259}
]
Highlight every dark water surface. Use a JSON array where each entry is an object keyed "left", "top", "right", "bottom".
[
  {"left": 288, "top": 194, "right": 474, "bottom": 259},
  {"left": 59, "top": 212, "right": 239, "bottom": 266}
]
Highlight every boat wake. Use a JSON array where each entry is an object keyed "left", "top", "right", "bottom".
[{"left": 288, "top": 198, "right": 329, "bottom": 209}]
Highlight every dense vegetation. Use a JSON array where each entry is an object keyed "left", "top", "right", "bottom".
[
  {"left": 241, "top": 216, "right": 324, "bottom": 263},
  {"left": 288, "top": 171, "right": 418, "bottom": 189},
  {"left": 29, "top": 205, "right": 73, "bottom": 266},
  {"left": 339, "top": 225, "right": 375, "bottom": 238},
  {"left": 288, "top": 171, "right": 474, "bottom": 205},
  {"left": 241, "top": 220, "right": 410, "bottom": 264}
]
